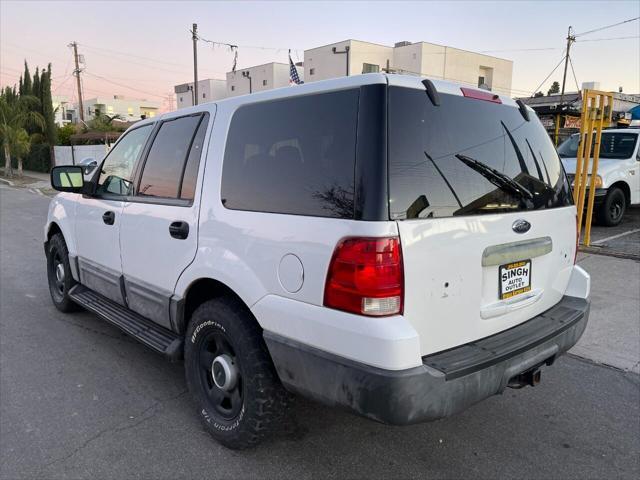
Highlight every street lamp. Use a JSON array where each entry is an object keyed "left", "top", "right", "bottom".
[{"left": 242, "top": 71, "right": 252, "bottom": 93}]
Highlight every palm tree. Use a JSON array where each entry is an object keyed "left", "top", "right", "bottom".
[{"left": 0, "top": 94, "right": 45, "bottom": 178}]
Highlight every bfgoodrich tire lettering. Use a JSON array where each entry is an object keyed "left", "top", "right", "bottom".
[
  {"left": 184, "top": 297, "right": 290, "bottom": 449},
  {"left": 46, "top": 233, "right": 80, "bottom": 313}
]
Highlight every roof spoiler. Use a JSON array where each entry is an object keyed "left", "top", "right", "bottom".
[{"left": 421, "top": 79, "right": 441, "bottom": 107}]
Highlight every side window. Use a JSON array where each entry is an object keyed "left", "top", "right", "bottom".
[
  {"left": 180, "top": 116, "right": 209, "bottom": 200},
  {"left": 97, "top": 124, "right": 153, "bottom": 196},
  {"left": 138, "top": 115, "right": 204, "bottom": 199},
  {"left": 221, "top": 89, "right": 359, "bottom": 217}
]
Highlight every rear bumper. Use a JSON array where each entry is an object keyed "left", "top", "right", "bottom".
[{"left": 265, "top": 295, "right": 589, "bottom": 425}]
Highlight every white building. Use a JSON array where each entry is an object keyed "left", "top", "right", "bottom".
[
  {"left": 304, "top": 39, "right": 513, "bottom": 95},
  {"left": 174, "top": 78, "right": 228, "bottom": 108},
  {"left": 81, "top": 95, "right": 161, "bottom": 121},
  {"left": 52, "top": 95, "right": 76, "bottom": 126},
  {"left": 226, "top": 62, "right": 303, "bottom": 97}
]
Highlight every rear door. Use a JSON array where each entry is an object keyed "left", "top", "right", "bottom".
[
  {"left": 119, "top": 111, "right": 211, "bottom": 330},
  {"left": 388, "top": 85, "right": 576, "bottom": 356}
]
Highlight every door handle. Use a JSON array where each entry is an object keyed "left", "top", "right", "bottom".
[
  {"left": 102, "top": 211, "right": 115, "bottom": 225},
  {"left": 169, "top": 221, "right": 189, "bottom": 240}
]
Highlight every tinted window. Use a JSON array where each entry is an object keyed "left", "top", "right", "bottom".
[
  {"left": 97, "top": 124, "right": 152, "bottom": 196},
  {"left": 180, "top": 116, "right": 208, "bottom": 200},
  {"left": 558, "top": 132, "right": 638, "bottom": 160},
  {"left": 139, "top": 115, "right": 202, "bottom": 198},
  {"left": 389, "top": 87, "right": 572, "bottom": 219},
  {"left": 221, "top": 89, "right": 359, "bottom": 218}
]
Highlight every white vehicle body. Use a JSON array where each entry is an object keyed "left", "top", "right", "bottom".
[
  {"left": 45, "top": 74, "right": 590, "bottom": 428},
  {"left": 559, "top": 129, "right": 639, "bottom": 225}
]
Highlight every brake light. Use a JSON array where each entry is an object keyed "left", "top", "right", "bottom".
[
  {"left": 324, "top": 237, "right": 404, "bottom": 317},
  {"left": 460, "top": 87, "right": 502, "bottom": 104}
]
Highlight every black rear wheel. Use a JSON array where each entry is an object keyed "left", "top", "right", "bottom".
[
  {"left": 46, "top": 233, "right": 80, "bottom": 312},
  {"left": 184, "top": 297, "right": 290, "bottom": 449}
]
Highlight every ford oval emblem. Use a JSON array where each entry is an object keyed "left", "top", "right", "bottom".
[{"left": 512, "top": 219, "right": 531, "bottom": 234}]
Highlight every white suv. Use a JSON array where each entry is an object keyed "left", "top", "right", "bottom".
[
  {"left": 45, "top": 74, "right": 591, "bottom": 449},
  {"left": 558, "top": 128, "right": 640, "bottom": 226}
]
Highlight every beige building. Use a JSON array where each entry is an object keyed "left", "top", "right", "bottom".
[
  {"left": 174, "top": 78, "right": 228, "bottom": 108},
  {"left": 304, "top": 39, "right": 513, "bottom": 95},
  {"left": 226, "top": 62, "right": 303, "bottom": 97}
]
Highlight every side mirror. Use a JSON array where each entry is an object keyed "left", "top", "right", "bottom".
[
  {"left": 79, "top": 157, "right": 98, "bottom": 175},
  {"left": 51, "top": 166, "right": 85, "bottom": 193}
]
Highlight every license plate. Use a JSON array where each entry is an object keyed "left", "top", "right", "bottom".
[{"left": 499, "top": 260, "right": 532, "bottom": 300}]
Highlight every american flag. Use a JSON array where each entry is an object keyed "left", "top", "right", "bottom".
[{"left": 289, "top": 52, "right": 303, "bottom": 85}]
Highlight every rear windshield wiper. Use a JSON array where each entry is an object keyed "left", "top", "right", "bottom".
[{"left": 455, "top": 153, "right": 534, "bottom": 201}]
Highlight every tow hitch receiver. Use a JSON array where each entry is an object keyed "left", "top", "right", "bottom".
[{"left": 508, "top": 368, "right": 542, "bottom": 389}]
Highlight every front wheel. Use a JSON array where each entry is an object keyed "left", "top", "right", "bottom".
[
  {"left": 184, "top": 297, "right": 290, "bottom": 449},
  {"left": 46, "top": 233, "right": 80, "bottom": 312},
  {"left": 597, "top": 187, "right": 626, "bottom": 227}
]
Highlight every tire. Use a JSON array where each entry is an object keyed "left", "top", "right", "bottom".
[
  {"left": 597, "top": 187, "right": 626, "bottom": 227},
  {"left": 46, "top": 233, "right": 80, "bottom": 312},
  {"left": 184, "top": 297, "right": 290, "bottom": 449}
]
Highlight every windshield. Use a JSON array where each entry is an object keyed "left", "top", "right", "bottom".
[
  {"left": 558, "top": 132, "right": 639, "bottom": 159},
  {"left": 388, "top": 87, "right": 572, "bottom": 219}
]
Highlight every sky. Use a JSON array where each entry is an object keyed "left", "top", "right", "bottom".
[{"left": 1, "top": 0, "right": 639, "bottom": 112}]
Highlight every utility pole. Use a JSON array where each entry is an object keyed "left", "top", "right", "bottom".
[
  {"left": 69, "top": 41, "right": 84, "bottom": 122},
  {"left": 192, "top": 23, "right": 199, "bottom": 105},
  {"left": 559, "top": 26, "right": 576, "bottom": 104}
]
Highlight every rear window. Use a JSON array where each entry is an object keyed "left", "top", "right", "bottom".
[
  {"left": 558, "top": 132, "right": 638, "bottom": 160},
  {"left": 221, "top": 89, "right": 359, "bottom": 218},
  {"left": 389, "top": 87, "right": 572, "bottom": 219}
]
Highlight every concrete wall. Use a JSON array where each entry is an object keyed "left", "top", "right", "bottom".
[
  {"left": 53, "top": 145, "right": 110, "bottom": 166},
  {"left": 83, "top": 97, "right": 160, "bottom": 121}
]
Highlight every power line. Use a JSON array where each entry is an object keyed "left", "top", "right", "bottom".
[
  {"left": 575, "top": 35, "right": 640, "bottom": 43},
  {"left": 568, "top": 55, "right": 580, "bottom": 93},
  {"left": 574, "top": 17, "right": 639, "bottom": 37},
  {"left": 83, "top": 71, "right": 166, "bottom": 99},
  {"left": 529, "top": 50, "right": 567, "bottom": 96}
]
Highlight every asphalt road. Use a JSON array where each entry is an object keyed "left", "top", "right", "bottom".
[{"left": 1, "top": 184, "right": 639, "bottom": 479}]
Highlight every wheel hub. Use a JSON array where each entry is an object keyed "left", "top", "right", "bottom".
[
  {"left": 55, "top": 263, "right": 65, "bottom": 283},
  {"left": 211, "top": 354, "right": 238, "bottom": 391}
]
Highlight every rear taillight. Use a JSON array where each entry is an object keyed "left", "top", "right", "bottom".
[{"left": 324, "top": 237, "right": 404, "bottom": 317}]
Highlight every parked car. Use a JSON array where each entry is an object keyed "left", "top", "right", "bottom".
[
  {"left": 45, "top": 74, "right": 591, "bottom": 449},
  {"left": 558, "top": 128, "right": 640, "bottom": 226}
]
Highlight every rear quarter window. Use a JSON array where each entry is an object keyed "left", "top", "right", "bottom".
[{"left": 221, "top": 89, "right": 359, "bottom": 218}]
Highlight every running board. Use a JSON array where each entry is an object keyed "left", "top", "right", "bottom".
[{"left": 69, "top": 284, "right": 183, "bottom": 361}]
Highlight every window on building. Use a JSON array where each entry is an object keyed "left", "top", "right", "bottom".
[
  {"left": 138, "top": 115, "right": 204, "bottom": 199},
  {"left": 107, "top": 105, "right": 114, "bottom": 114},
  {"left": 97, "top": 125, "right": 153, "bottom": 196},
  {"left": 362, "top": 63, "right": 380, "bottom": 74},
  {"left": 478, "top": 76, "right": 485, "bottom": 87},
  {"left": 231, "top": 85, "right": 235, "bottom": 91},
  {"left": 148, "top": 111, "right": 156, "bottom": 118},
  {"left": 179, "top": 96, "right": 183, "bottom": 103},
  {"left": 221, "top": 89, "right": 359, "bottom": 218},
  {"left": 309, "top": 68, "right": 315, "bottom": 75},
  {"left": 262, "top": 80, "right": 267, "bottom": 86},
  {"left": 203, "top": 93, "right": 206, "bottom": 98},
  {"left": 127, "top": 107, "right": 133, "bottom": 116}
]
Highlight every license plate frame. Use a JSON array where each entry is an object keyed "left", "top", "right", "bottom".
[{"left": 499, "top": 259, "right": 532, "bottom": 300}]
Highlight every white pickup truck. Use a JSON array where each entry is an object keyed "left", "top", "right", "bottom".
[{"left": 558, "top": 128, "right": 640, "bottom": 226}]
